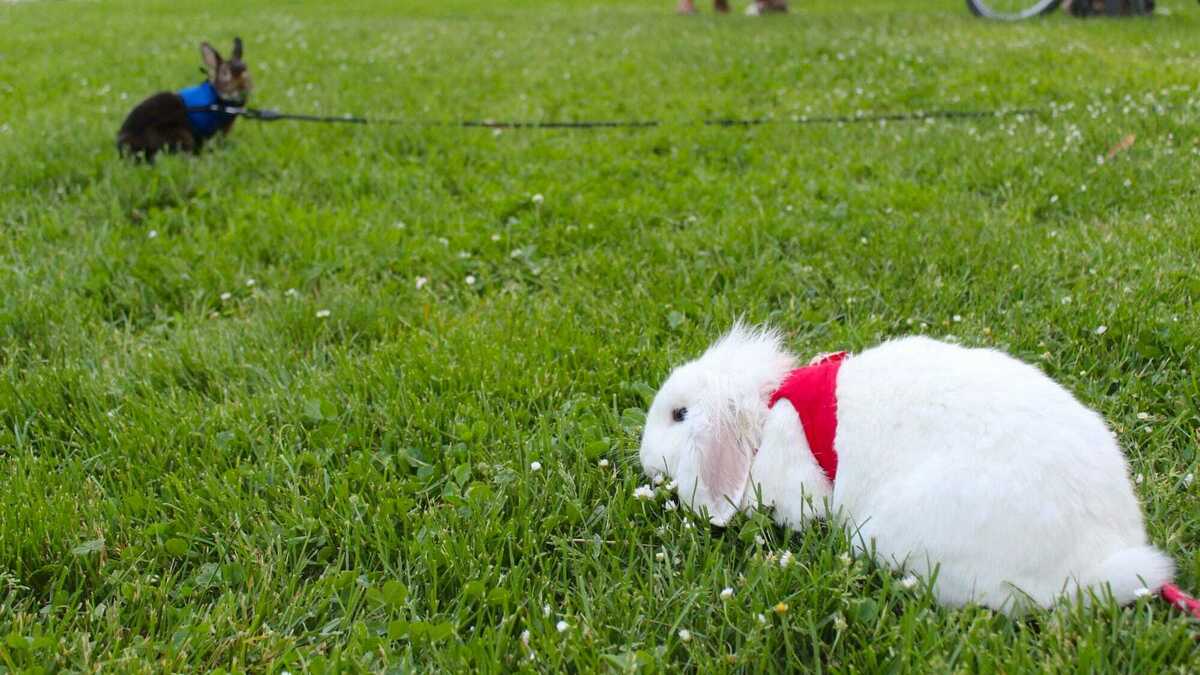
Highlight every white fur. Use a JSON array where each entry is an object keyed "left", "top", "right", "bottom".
[
  {"left": 640, "top": 327, "right": 1173, "bottom": 613},
  {"left": 640, "top": 323, "right": 796, "bottom": 526}
]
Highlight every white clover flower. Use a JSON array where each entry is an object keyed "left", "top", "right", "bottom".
[
  {"left": 833, "top": 613, "right": 847, "bottom": 631},
  {"left": 1136, "top": 412, "right": 1150, "bottom": 421},
  {"left": 245, "top": 278, "right": 256, "bottom": 287},
  {"left": 598, "top": 459, "right": 609, "bottom": 468},
  {"left": 653, "top": 474, "right": 665, "bottom": 486},
  {"left": 415, "top": 276, "right": 428, "bottom": 290},
  {"left": 1095, "top": 325, "right": 1108, "bottom": 336},
  {"left": 532, "top": 194, "right": 544, "bottom": 205},
  {"left": 1133, "top": 587, "right": 1152, "bottom": 599},
  {"left": 754, "top": 534, "right": 765, "bottom": 546},
  {"left": 285, "top": 288, "right": 299, "bottom": 297},
  {"left": 465, "top": 275, "right": 477, "bottom": 286},
  {"left": 756, "top": 613, "right": 767, "bottom": 624},
  {"left": 542, "top": 604, "right": 551, "bottom": 617},
  {"left": 839, "top": 552, "right": 852, "bottom": 566},
  {"left": 900, "top": 575, "right": 919, "bottom": 590},
  {"left": 491, "top": 233, "right": 501, "bottom": 241},
  {"left": 1136, "top": 473, "right": 1144, "bottom": 484},
  {"left": 316, "top": 309, "right": 331, "bottom": 319},
  {"left": 1050, "top": 194, "right": 1059, "bottom": 204},
  {"left": 677, "top": 629, "right": 691, "bottom": 642},
  {"left": 633, "top": 485, "right": 655, "bottom": 500},
  {"left": 556, "top": 620, "right": 568, "bottom": 633},
  {"left": 147, "top": 229, "right": 158, "bottom": 239},
  {"left": 220, "top": 292, "right": 232, "bottom": 301},
  {"left": 663, "top": 500, "right": 677, "bottom": 511},
  {"left": 1185, "top": 473, "right": 1195, "bottom": 487},
  {"left": 520, "top": 629, "right": 531, "bottom": 646},
  {"left": 530, "top": 461, "right": 542, "bottom": 472},
  {"left": 952, "top": 314, "right": 962, "bottom": 323},
  {"left": 665, "top": 480, "right": 677, "bottom": 492},
  {"left": 720, "top": 587, "right": 734, "bottom": 600},
  {"left": 655, "top": 551, "right": 666, "bottom": 561},
  {"left": 779, "top": 551, "right": 793, "bottom": 568}
]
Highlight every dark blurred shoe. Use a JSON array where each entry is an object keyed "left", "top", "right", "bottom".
[
  {"left": 746, "top": 0, "right": 788, "bottom": 14},
  {"left": 678, "top": 0, "right": 734, "bottom": 13}
]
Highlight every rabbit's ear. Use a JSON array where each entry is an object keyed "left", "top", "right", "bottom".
[
  {"left": 200, "top": 42, "right": 222, "bottom": 73},
  {"left": 677, "top": 399, "right": 755, "bottom": 527},
  {"left": 699, "top": 403, "right": 755, "bottom": 525},
  {"left": 231, "top": 37, "right": 243, "bottom": 60},
  {"left": 668, "top": 324, "right": 794, "bottom": 527}
]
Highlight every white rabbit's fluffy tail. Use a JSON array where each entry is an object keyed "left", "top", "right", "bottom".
[{"left": 1084, "top": 546, "right": 1175, "bottom": 604}]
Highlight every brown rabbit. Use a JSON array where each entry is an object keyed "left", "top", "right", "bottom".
[{"left": 117, "top": 38, "right": 253, "bottom": 161}]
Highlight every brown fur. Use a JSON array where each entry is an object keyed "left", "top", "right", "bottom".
[
  {"left": 116, "top": 38, "right": 251, "bottom": 162},
  {"left": 205, "top": 38, "right": 253, "bottom": 103},
  {"left": 117, "top": 92, "right": 196, "bottom": 161}
]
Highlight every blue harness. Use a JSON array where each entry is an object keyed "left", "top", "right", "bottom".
[{"left": 178, "top": 81, "right": 237, "bottom": 140}]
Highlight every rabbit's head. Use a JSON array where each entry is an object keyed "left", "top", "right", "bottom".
[
  {"left": 201, "top": 38, "right": 252, "bottom": 104},
  {"left": 639, "top": 324, "right": 796, "bottom": 525}
]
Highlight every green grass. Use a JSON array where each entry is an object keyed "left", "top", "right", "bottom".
[{"left": 2, "top": 0, "right": 1200, "bottom": 670}]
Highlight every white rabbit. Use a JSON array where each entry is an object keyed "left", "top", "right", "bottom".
[{"left": 639, "top": 324, "right": 1175, "bottom": 613}]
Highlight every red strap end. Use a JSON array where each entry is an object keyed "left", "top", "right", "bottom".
[{"left": 1161, "top": 583, "right": 1200, "bottom": 620}]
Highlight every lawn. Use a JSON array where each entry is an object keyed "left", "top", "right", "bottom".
[{"left": 1, "top": 0, "right": 1199, "bottom": 670}]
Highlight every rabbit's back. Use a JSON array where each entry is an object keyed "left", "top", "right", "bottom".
[
  {"left": 832, "top": 336, "right": 1150, "bottom": 609},
  {"left": 117, "top": 92, "right": 194, "bottom": 160}
]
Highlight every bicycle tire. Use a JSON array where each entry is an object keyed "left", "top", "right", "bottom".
[{"left": 967, "top": 0, "right": 1061, "bottom": 20}]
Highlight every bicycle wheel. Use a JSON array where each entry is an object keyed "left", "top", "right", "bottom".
[{"left": 967, "top": 0, "right": 1061, "bottom": 20}]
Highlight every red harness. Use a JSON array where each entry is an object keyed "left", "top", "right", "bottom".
[{"left": 767, "top": 352, "right": 848, "bottom": 483}]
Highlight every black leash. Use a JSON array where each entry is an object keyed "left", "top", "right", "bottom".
[
  {"left": 190, "top": 103, "right": 1049, "bottom": 130},
  {"left": 198, "top": 106, "right": 375, "bottom": 124}
]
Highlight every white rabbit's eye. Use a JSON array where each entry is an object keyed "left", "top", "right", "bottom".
[{"left": 672, "top": 407, "right": 688, "bottom": 423}]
